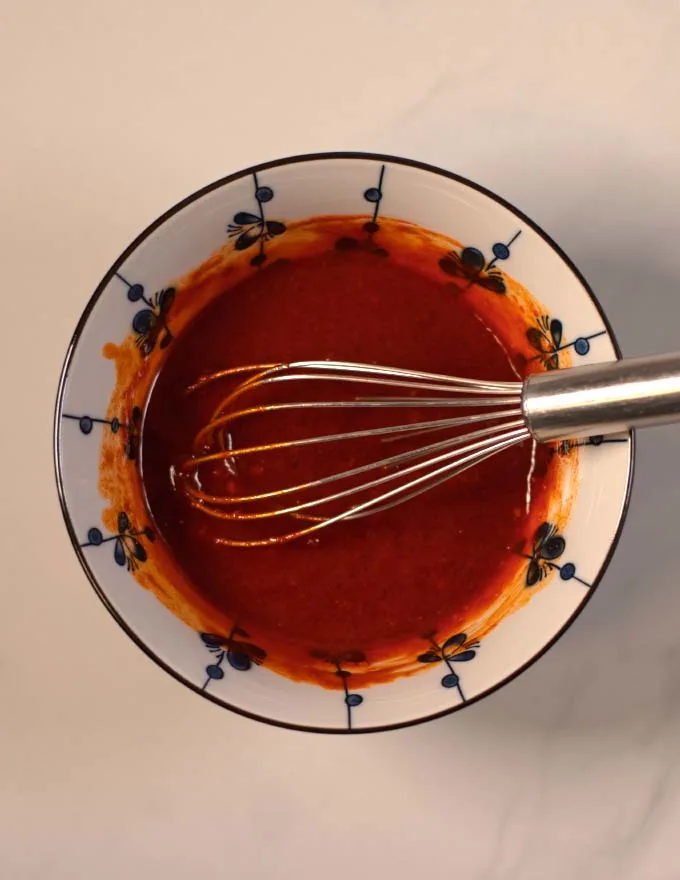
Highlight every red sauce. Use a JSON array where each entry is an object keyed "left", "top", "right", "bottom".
[{"left": 140, "top": 225, "right": 558, "bottom": 686}]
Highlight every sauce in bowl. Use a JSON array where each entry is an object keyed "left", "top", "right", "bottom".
[{"left": 132, "top": 216, "right": 564, "bottom": 687}]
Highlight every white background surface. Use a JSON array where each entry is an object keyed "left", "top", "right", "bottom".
[{"left": 3, "top": 1, "right": 680, "bottom": 877}]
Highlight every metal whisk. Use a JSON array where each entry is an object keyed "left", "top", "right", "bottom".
[{"left": 180, "top": 353, "right": 680, "bottom": 546}]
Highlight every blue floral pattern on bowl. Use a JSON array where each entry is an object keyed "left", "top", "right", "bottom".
[
  {"left": 80, "top": 512, "right": 155, "bottom": 572},
  {"left": 417, "top": 633, "right": 480, "bottom": 700},
  {"left": 438, "top": 230, "right": 521, "bottom": 293},
  {"left": 523, "top": 522, "right": 591, "bottom": 589},
  {"left": 227, "top": 173, "right": 286, "bottom": 266}
]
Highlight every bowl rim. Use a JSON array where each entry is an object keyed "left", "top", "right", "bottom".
[{"left": 53, "top": 150, "right": 635, "bottom": 734}]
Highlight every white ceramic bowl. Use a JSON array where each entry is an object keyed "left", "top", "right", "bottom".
[{"left": 54, "top": 153, "right": 633, "bottom": 733}]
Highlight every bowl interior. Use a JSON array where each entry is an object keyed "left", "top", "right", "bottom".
[{"left": 55, "top": 153, "right": 632, "bottom": 732}]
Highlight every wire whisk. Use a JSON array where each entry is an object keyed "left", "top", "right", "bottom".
[{"left": 179, "top": 353, "right": 680, "bottom": 546}]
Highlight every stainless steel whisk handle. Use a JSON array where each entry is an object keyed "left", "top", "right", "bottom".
[{"left": 522, "top": 351, "right": 680, "bottom": 442}]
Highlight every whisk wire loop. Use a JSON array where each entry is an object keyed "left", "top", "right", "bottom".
[{"left": 180, "top": 360, "right": 530, "bottom": 546}]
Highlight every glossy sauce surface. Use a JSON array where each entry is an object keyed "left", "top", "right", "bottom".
[{"left": 141, "top": 241, "right": 555, "bottom": 678}]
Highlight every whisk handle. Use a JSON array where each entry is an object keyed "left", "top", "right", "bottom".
[{"left": 523, "top": 351, "right": 680, "bottom": 442}]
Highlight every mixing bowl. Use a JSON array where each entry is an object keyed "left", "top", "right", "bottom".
[{"left": 54, "top": 152, "right": 633, "bottom": 732}]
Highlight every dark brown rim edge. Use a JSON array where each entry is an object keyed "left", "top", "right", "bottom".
[{"left": 53, "top": 151, "right": 636, "bottom": 735}]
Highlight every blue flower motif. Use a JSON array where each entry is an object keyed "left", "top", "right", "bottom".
[
  {"left": 554, "top": 435, "right": 629, "bottom": 457},
  {"left": 417, "top": 632, "right": 479, "bottom": 700},
  {"left": 527, "top": 316, "right": 606, "bottom": 371},
  {"left": 335, "top": 164, "right": 389, "bottom": 257},
  {"left": 62, "top": 405, "right": 142, "bottom": 461},
  {"left": 80, "top": 512, "right": 155, "bottom": 572},
  {"left": 200, "top": 628, "right": 267, "bottom": 691},
  {"left": 523, "top": 522, "right": 591, "bottom": 588},
  {"left": 438, "top": 230, "right": 521, "bottom": 294},
  {"left": 114, "top": 273, "right": 175, "bottom": 357},
  {"left": 310, "top": 649, "right": 366, "bottom": 729},
  {"left": 227, "top": 173, "right": 286, "bottom": 266}
]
